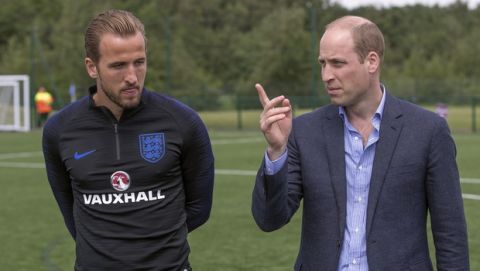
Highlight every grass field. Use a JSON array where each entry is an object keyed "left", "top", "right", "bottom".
[
  {"left": 0, "top": 126, "right": 479, "bottom": 270},
  {"left": 199, "top": 104, "right": 480, "bottom": 133}
]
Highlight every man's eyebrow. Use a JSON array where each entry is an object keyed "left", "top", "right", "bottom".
[
  {"left": 331, "top": 58, "right": 346, "bottom": 63},
  {"left": 318, "top": 57, "right": 347, "bottom": 63},
  {"left": 107, "top": 61, "right": 127, "bottom": 67}
]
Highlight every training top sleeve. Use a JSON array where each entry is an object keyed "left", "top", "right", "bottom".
[
  {"left": 180, "top": 112, "right": 214, "bottom": 232},
  {"left": 42, "top": 115, "right": 76, "bottom": 239}
]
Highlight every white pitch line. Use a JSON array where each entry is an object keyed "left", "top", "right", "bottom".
[
  {"left": 215, "top": 169, "right": 257, "bottom": 176},
  {"left": 0, "top": 137, "right": 263, "bottom": 161},
  {"left": 0, "top": 151, "right": 43, "bottom": 160},
  {"left": 0, "top": 163, "right": 260, "bottom": 175},
  {"left": 460, "top": 178, "right": 480, "bottom": 184},
  {"left": 0, "top": 162, "right": 45, "bottom": 168},
  {"left": 211, "top": 137, "right": 264, "bottom": 145},
  {"left": 462, "top": 194, "right": 480, "bottom": 201},
  {"left": 1, "top": 161, "right": 480, "bottom": 184},
  {"left": 0, "top": 163, "right": 259, "bottom": 176},
  {"left": 1, "top": 161, "right": 480, "bottom": 202}
]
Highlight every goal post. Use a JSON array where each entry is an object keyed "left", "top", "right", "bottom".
[{"left": 0, "top": 75, "right": 30, "bottom": 132}]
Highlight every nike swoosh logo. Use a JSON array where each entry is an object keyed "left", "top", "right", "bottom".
[{"left": 74, "top": 149, "right": 96, "bottom": 160}]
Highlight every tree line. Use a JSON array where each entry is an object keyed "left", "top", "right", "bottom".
[{"left": 0, "top": 0, "right": 479, "bottom": 109}]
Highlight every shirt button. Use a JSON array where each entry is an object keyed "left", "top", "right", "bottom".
[
  {"left": 358, "top": 165, "right": 363, "bottom": 170},
  {"left": 354, "top": 136, "right": 359, "bottom": 141},
  {"left": 355, "top": 227, "right": 359, "bottom": 233},
  {"left": 353, "top": 259, "right": 357, "bottom": 264},
  {"left": 358, "top": 196, "right": 362, "bottom": 202}
]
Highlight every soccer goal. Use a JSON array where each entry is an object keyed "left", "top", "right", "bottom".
[{"left": 0, "top": 75, "right": 30, "bottom": 132}]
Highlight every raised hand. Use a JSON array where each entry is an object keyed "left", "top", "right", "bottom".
[{"left": 256, "top": 83, "right": 292, "bottom": 160}]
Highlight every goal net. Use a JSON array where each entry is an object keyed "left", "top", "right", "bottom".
[{"left": 0, "top": 75, "right": 30, "bottom": 132}]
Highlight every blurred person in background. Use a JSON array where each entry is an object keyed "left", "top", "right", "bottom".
[
  {"left": 435, "top": 102, "right": 448, "bottom": 119},
  {"left": 34, "top": 85, "right": 54, "bottom": 127}
]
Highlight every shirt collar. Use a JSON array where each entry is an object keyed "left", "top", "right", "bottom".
[{"left": 339, "top": 84, "right": 386, "bottom": 123}]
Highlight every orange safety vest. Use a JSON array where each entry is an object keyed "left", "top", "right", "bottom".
[{"left": 35, "top": 91, "right": 54, "bottom": 114}]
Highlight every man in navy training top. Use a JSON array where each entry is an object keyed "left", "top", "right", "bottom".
[{"left": 42, "top": 9, "right": 214, "bottom": 271}]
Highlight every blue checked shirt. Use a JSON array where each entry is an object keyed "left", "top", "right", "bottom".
[{"left": 265, "top": 88, "right": 386, "bottom": 271}]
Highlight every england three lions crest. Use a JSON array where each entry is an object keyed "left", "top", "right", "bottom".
[{"left": 139, "top": 133, "right": 165, "bottom": 163}]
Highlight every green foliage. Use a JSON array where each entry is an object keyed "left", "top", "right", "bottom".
[
  {"left": 1, "top": 0, "right": 480, "bottom": 109},
  {"left": 235, "top": 6, "right": 312, "bottom": 96}
]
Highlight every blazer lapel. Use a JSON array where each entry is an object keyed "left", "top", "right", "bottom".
[
  {"left": 366, "top": 93, "right": 404, "bottom": 236},
  {"left": 323, "top": 105, "right": 347, "bottom": 240}
]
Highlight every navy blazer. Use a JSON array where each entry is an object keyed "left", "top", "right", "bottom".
[{"left": 252, "top": 92, "right": 469, "bottom": 271}]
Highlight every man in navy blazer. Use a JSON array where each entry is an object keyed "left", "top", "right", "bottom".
[{"left": 252, "top": 16, "right": 469, "bottom": 270}]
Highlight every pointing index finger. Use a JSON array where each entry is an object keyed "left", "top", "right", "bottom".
[{"left": 256, "top": 83, "right": 270, "bottom": 107}]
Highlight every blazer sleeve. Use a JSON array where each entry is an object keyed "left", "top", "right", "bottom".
[
  {"left": 252, "top": 129, "right": 304, "bottom": 232},
  {"left": 426, "top": 118, "right": 469, "bottom": 270}
]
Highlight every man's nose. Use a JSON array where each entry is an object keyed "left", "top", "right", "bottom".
[
  {"left": 321, "top": 65, "right": 333, "bottom": 82},
  {"left": 124, "top": 65, "right": 138, "bottom": 84}
]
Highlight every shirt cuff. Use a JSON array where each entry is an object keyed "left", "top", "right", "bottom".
[{"left": 264, "top": 150, "right": 288, "bottom": 175}]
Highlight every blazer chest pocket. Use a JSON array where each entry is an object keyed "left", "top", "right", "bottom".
[{"left": 386, "top": 163, "right": 424, "bottom": 178}]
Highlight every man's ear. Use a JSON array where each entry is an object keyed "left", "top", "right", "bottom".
[
  {"left": 85, "top": 58, "right": 98, "bottom": 79},
  {"left": 366, "top": 51, "right": 380, "bottom": 74}
]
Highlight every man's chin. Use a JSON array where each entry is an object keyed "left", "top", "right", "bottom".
[
  {"left": 329, "top": 97, "right": 343, "bottom": 106},
  {"left": 121, "top": 99, "right": 141, "bottom": 110}
]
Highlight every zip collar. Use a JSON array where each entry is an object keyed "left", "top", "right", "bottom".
[{"left": 87, "top": 85, "right": 148, "bottom": 121}]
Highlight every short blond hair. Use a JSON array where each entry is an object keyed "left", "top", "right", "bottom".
[{"left": 84, "top": 9, "right": 146, "bottom": 62}]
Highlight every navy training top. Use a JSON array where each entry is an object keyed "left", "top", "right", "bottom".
[{"left": 42, "top": 86, "right": 214, "bottom": 271}]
